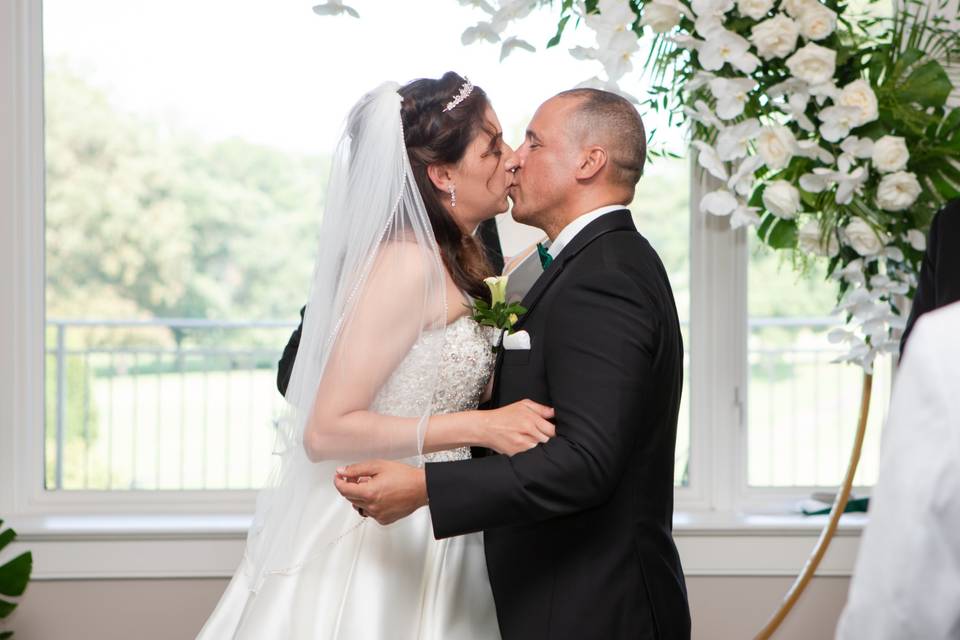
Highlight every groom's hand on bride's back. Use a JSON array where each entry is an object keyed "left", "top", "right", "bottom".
[{"left": 334, "top": 460, "right": 428, "bottom": 526}]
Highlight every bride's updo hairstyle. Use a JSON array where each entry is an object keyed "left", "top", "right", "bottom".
[{"left": 399, "top": 72, "right": 496, "bottom": 302}]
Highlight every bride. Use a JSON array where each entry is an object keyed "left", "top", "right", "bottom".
[{"left": 197, "top": 73, "right": 556, "bottom": 639}]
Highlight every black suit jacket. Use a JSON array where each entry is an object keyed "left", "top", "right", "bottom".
[
  {"left": 901, "top": 200, "right": 960, "bottom": 354},
  {"left": 425, "top": 210, "right": 690, "bottom": 640}
]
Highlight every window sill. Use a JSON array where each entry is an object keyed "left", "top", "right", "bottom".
[
  {"left": 9, "top": 510, "right": 867, "bottom": 541},
  {"left": 6, "top": 511, "right": 866, "bottom": 580}
]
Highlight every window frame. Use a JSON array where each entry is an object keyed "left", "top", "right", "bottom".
[{"left": 1, "top": 0, "right": 879, "bottom": 525}]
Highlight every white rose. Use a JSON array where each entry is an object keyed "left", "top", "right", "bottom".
[
  {"left": 843, "top": 217, "right": 884, "bottom": 256},
  {"left": 876, "top": 171, "right": 922, "bottom": 211},
  {"left": 798, "top": 4, "right": 836, "bottom": 40},
  {"left": 750, "top": 14, "right": 800, "bottom": 59},
  {"left": 737, "top": 0, "right": 774, "bottom": 20},
  {"left": 641, "top": 0, "right": 684, "bottom": 33},
  {"left": 871, "top": 135, "right": 909, "bottom": 173},
  {"left": 798, "top": 219, "right": 839, "bottom": 256},
  {"left": 838, "top": 80, "right": 878, "bottom": 126},
  {"left": 757, "top": 125, "right": 797, "bottom": 170},
  {"left": 783, "top": 0, "right": 819, "bottom": 18},
  {"left": 785, "top": 43, "right": 836, "bottom": 85},
  {"left": 762, "top": 180, "right": 802, "bottom": 218},
  {"left": 906, "top": 229, "right": 926, "bottom": 251}
]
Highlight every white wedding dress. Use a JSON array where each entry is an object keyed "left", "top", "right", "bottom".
[{"left": 197, "top": 314, "right": 501, "bottom": 639}]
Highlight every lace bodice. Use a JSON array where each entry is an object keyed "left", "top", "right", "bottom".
[{"left": 370, "top": 315, "right": 496, "bottom": 463}]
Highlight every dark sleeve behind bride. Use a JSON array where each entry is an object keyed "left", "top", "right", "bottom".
[{"left": 276, "top": 218, "right": 505, "bottom": 397}]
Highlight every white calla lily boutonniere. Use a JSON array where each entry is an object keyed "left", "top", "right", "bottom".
[{"left": 469, "top": 276, "right": 527, "bottom": 351}]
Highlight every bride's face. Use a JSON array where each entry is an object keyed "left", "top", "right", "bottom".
[{"left": 445, "top": 106, "right": 518, "bottom": 231}]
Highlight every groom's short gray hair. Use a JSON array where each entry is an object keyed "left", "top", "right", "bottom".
[{"left": 555, "top": 88, "right": 647, "bottom": 188}]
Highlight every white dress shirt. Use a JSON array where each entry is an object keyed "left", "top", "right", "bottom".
[
  {"left": 835, "top": 301, "right": 960, "bottom": 640},
  {"left": 546, "top": 205, "right": 626, "bottom": 260}
]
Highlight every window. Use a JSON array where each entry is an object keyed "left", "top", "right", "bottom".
[{"left": 2, "top": 0, "right": 891, "bottom": 520}]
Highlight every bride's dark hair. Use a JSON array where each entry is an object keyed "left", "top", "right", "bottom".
[{"left": 399, "top": 72, "right": 497, "bottom": 302}]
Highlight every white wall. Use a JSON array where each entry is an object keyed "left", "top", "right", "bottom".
[{"left": 5, "top": 576, "right": 851, "bottom": 640}]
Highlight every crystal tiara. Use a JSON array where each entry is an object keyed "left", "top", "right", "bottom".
[{"left": 442, "top": 77, "right": 474, "bottom": 113}]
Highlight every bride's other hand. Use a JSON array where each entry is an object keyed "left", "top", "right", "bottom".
[{"left": 481, "top": 400, "right": 555, "bottom": 456}]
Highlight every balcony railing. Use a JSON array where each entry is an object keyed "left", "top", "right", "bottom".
[{"left": 44, "top": 317, "right": 887, "bottom": 491}]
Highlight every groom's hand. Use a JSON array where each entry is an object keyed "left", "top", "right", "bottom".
[{"left": 334, "top": 460, "right": 428, "bottom": 526}]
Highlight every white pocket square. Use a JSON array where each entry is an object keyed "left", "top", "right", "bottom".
[{"left": 502, "top": 330, "right": 531, "bottom": 350}]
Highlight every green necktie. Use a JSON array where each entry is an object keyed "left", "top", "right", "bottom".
[{"left": 537, "top": 242, "right": 553, "bottom": 270}]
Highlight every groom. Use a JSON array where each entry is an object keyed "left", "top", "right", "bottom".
[{"left": 336, "top": 89, "right": 690, "bottom": 639}]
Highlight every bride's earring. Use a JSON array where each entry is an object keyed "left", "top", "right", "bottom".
[{"left": 448, "top": 184, "right": 457, "bottom": 208}]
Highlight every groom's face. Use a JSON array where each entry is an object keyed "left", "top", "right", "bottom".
[{"left": 509, "top": 97, "right": 579, "bottom": 227}]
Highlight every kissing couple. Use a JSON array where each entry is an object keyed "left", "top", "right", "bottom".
[{"left": 198, "top": 72, "right": 690, "bottom": 640}]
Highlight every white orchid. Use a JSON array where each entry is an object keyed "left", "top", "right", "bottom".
[
  {"left": 491, "top": 0, "right": 536, "bottom": 30},
  {"left": 728, "top": 156, "right": 763, "bottom": 196},
  {"left": 795, "top": 138, "right": 834, "bottom": 163},
  {"left": 699, "top": 29, "right": 760, "bottom": 73},
  {"left": 731, "top": 202, "right": 762, "bottom": 228},
  {"left": 715, "top": 118, "right": 761, "bottom": 160},
  {"left": 641, "top": 0, "right": 689, "bottom": 32},
  {"left": 817, "top": 104, "right": 861, "bottom": 142},
  {"left": 457, "top": 0, "right": 496, "bottom": 14},
  {"left": 906, "top": 229, "right": 927, "bottom": 251},
  {"left": 462, "top": 21, "right": 501, "bottom": 44},
  {"left": 691, "top": 140, "right": 729, "bottom": 180},
  {"left": 586, "top": 0, "right": 639, "bottom": 49},
  {"left": 709, "top": 77, "right": 757, "bottom": 119},
  {"left": 683, "top": 99, "right": 724, "bottom": 129},
  {"left": 500, "top": 36, "right": 536, "bottom": 61},
  {"left": 312, "top": 0, "right": 359, "bottom": 17},
  {"left": 839, "top": 135, "right": 875, "bottom": 160},
  {"left": 774, "top": 92, "right": 816, "bottom": 131},
  {"left": 799, "top": 155, "right": 867, "bottom": 204},
  {"left": 700, "top": 188, "right": 739, "bottom": 216}
]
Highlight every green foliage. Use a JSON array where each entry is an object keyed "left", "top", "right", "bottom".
[
  {"left": 0, "top": 519, "right": 32, "bottom": 639},
  {"left": 45, "top": 60, "right": 324, "bottom": 335}
]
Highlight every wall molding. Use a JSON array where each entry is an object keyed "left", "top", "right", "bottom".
[{"left": 6, "top": 512, "right": 865, "bottom": 580}]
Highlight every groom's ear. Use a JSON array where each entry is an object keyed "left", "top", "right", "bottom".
[
  {"left": 575, "top": 146, "right": 607, "bottom": 182},
  {"left": 426, "top": 163, "right": 454, "bottom": 193}
]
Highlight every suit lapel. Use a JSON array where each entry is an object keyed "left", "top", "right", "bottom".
[
  {"left": 491, "top": 209, "right": 635, "bottom": 402},
  {"left": 513, "top": 209, "right": 634, "bottom": 330}
]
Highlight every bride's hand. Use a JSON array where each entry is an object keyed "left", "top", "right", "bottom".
[{"left": 480, "top": 400, "right": 556, "bottom": 456}]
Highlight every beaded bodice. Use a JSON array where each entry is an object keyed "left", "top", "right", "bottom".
[{"left": 369, "top": 314, "right": 496, "bottom": 463}]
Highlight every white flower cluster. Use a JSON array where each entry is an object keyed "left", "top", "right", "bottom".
[
  {"left": 459, "top": 0, "right": 933, "bottom": 372},
  {"left": 459, "top": 0, "right": 538, "bottom": 62}
]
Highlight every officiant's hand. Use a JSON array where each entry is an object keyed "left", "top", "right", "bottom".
[{"left": 334, "top": 460, "right": 427, "bottom": 526}]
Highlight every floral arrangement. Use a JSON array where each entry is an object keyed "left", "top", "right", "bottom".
[{"left": 457, "top": 0, "right": 959, "bottom": 370}]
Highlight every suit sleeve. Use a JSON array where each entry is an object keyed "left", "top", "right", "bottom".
[
  {"left": 276, "top": 305, "right": 306, "bottom": 396},
  {"left": 900, "top": 210, "right": 940, "bottom": 354},
  {"left": 426, "top": 269, "right": 656, "bottom": 539}
]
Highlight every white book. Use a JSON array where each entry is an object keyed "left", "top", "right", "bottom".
[{"left": 503, "top": 245, "right": 545, "bottom": 303}]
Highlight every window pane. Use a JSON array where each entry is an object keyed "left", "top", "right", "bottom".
[
  {"left": 43, "top": 1, "right": 693, "bottom": 491},
  {"left": 632, "top": 158, "right": 691, "bottom": 487},
  {"left": 747, "top": 236, "right": 891, "bottom": 487}
]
